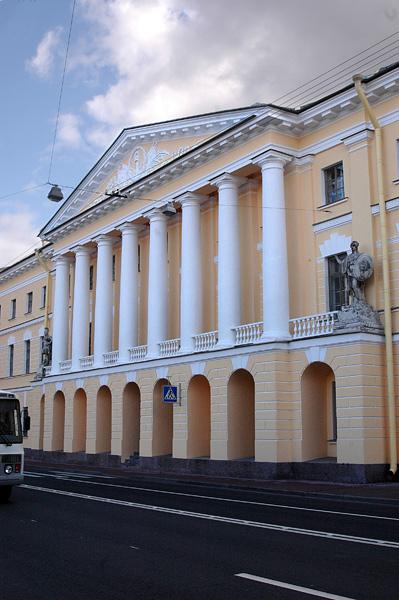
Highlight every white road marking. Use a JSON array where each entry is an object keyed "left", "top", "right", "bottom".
[
  {"left": 235, "top": 573, "right": 356, "bottom": 599},
  {"left": 24, "top": 471, "right": 399, "bottom": 523},
  {"left": 21, "top": 484, "right": 399, "bottom": 549},
  {"left": 129, "top": 546, "right": 139, "bottom": 550}
]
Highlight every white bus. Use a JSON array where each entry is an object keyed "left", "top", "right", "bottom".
[{"left": 0, "top": 391, "right": 28, "bottom": 502}]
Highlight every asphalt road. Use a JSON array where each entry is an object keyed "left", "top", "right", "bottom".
[{"left": 1, "top": 466, "right": 399, "bottom": 599}]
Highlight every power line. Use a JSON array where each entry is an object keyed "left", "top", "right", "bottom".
[{"left": 47, "top": 0, "right": 77, "bottom": 184}]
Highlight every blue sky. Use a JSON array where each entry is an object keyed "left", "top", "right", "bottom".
[{"left": 0, "top": 0, "right": 398, "bottom": 267}]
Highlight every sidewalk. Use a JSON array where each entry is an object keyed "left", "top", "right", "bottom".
[{"left": 25, "top": 458, "right": 399, "bottom": 503}]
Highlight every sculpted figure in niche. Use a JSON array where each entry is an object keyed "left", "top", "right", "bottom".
[
  {"left": 334, "top": 241, "right": 373, "bottom": 304},
  {"left": 41, "top": 327, "right": 52, "bottom": 367}
]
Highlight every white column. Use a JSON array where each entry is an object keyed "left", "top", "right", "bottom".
[
  {"left": 147, "top": 210, "right": 168, "bottom": 357},
  {"left": 93, "top": 235, "right": 114, "bottom": 367},
  {"left": 118, "top": 223, "right": 140, "bottom": 362},
  {"left": 51, "top": 255, "right": 71, "bottom": 374},
  {"left": 71, "top": 246, "right": 91, "bottom": 370},
  {"left": 255, "top": 150, "right": 291, "bottom": 340},
  {"left": 213, "top": 173, "right": 245, "bottom": 347},
  {"left": 179, "top": 193, "right": 204, "bottom": 353}
]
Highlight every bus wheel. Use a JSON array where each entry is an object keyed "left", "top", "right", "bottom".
[{"left": 0, "top": 486, "right": 12, "bottom": 503}]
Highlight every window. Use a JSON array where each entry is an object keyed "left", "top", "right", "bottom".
[
  {"left": 323, "top": 162, "right": 345, "bottom": 205},
  {"left": 88, "top": 322, "right": 92, "bottom": 356},
  {"left": 89, "top": 265, "right": 94, "bottom": 290},
  {"left": 26, "top": 291, "right": 33, "bottom": 314},
  {"left": 9, "top": 345, "right": 14, "bottom": 377},
  {"left": 40, "top": 286, "right": 47, "bottom": 309},
  {"left": 328, "top": 253, "right": 347, "bottom": 311},
  {"left": 25, "top": 339, "right": 31, "bottom": 374},
  {"left": 9, "top": 298, "right": 16, "bottom": 320},
  {"left": 112, "top": 255, "right": 116, "bottom": 282}
]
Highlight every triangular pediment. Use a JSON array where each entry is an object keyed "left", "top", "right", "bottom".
[{"left": 40, "top": 105, "right": 267, "bottom": 237}]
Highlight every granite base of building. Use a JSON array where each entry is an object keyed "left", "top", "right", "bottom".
[{"left": 24, "top": 449, "right": 389, "bottom": 483}]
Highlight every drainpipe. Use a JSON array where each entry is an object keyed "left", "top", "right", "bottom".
[
  {"left": 35, "top": 249, "right": 52, "bottom": 330},
  {"left": 353, "top": 74, "right": 397, "bottom": 478}
]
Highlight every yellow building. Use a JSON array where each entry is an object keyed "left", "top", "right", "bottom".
[{"left": 1, "top": 65, "right": 399, "bottom": 482}]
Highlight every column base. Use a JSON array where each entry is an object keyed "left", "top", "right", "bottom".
[{"left": 260, "top": 332, "right": 291, "bottom": 343}]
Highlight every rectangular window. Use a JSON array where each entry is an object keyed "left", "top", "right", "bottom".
[
  {"left": 9, "top": 298, "right": 16, "bottom": 320},
  {"left": 9, "top": 344, "right": 14, "bottom": 377},
  {"left": 89, "top": 265, "right": 94, "bottom": 290},
  {"left": 25, "top": 339, "right": 31, "bottom": 374},
  {"left": 40, "top": 286, "right": 47, "bottom": 309},
  {"left": 88, "top": 322, "right": 92, "bottom": 356},
  {"left": 328, "top": 254, "right": 347, "bottom": 311},
  {"left": 323, "top": 162, "right": 345, "bottom": 205},
  {"left": 26, "top": 291, "right": 33, "bottom": 314},
  {"left": 112, "top": 255, "right": 116, "bottom": 282}
]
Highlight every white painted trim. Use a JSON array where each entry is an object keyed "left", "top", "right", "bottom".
[
  {"left": 313, "top": 214, "right": 352, "bottom": 234},
  {"left": 0, "top": 271, "right": 46, "bottom": 297},
  {"left": 0, "top": 316, "right": 44, "bottom": 336},
  {"left": 371, "top": 197, "right": 399, "bottom": 215}
]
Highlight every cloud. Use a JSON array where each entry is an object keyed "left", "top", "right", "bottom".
[
  {"left": 57, "top": 113, "right": 83, "bottom": 148},
  {"left": 0, "top": 207, "right": 40, "bottom": 269},
  {"left": 26, "top": 27, "right": 63, "bottom": 78}
]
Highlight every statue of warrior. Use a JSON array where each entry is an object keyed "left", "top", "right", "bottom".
[
  {"left": 41, "top": 327, "right": 52, "bottom": 367},
  {"left": 335, "top": 241, "right": 373, "bottom": 304}
]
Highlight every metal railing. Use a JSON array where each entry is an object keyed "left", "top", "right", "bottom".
[
  {"left": 289, "top": 311, "right": 338, "bottom": 339},
  {"left": 103, "top": 350, "right": 119, "bottom": 365},
  {"left": 234, "top": 322, "right": 263, "bottom": 345},
  {"left": 59, "top": 359, "right": 72, "bottom": 372},
  {"left": 193, "top": 330, "right": 218, "bottom": 352},
  {"left": 128, "top": 345, "right": 148, "bottom": 361},
  {"left": 80, "top": 355, "right": 94, "bottom": 369},
  {"left": 159, "top": 338, "right": 181, "bottom": 357}
]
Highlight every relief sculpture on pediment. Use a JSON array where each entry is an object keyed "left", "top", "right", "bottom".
[{"left": 107, "top": 141, "right": 171, "bottom": 191}]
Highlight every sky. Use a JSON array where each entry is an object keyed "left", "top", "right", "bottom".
[{"left": 0, "top": 0, "right": 398, "bottom": 268}]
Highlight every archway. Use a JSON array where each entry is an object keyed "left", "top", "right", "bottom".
[
  {"left": 301, "top": 362, "right": 336, "bottom": 460},
  {"left": 153, "top": 378, "right": 173, "bottom": 456},
  {"left": 39, "top": 394, "right": 45, "bottom": 450},
  {"left": 73, "top": 388, "right": 87, "bottom": 452},
  {"left": 122, "top": 382, "right": 141, "bottom": 460},
  {"left": 52, "top": 391, "right": 65, "bottom": 451},
  {"left": 96, "top": 386, "right": 112, "bottom": 453},
  {"left": 187, "top": 375, "right": 210, "bottom": 458},
  {"left": 227, "top": 369, "right": 255, "bottom": 459}
]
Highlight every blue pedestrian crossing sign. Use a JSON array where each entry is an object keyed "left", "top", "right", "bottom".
[{"left": 162, "top": 385, "right": 178, "bottom": 403}]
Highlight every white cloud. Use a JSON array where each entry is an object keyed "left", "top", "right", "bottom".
[
  {"left": 57, "top": 113, "right": 83, "bottom": 148},
  {"left": 26, "top": 27, "right": 62, "bottom": 78},
  {"left": 0, "top": 208, "right": 40, "bottom": 269}
]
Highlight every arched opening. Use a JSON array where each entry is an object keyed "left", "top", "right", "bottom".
[
  {"left": 52, "top": 391, "right": 65, "bottom": 451},
  {"left": 73, "top": 388, "right": 87, "bottom": 452},
  {"left": 96, "top": 386, "right": 112, "bottom": 453},
  {"left": 227, "top": 369, "right": 255, "bottom": 459},
  {"left": 187, "top": 375, "right": 211, "bottom": 458},
  {"left": 122, "top": 382, "right": 141, "bottom": 460},
  {"left": 301, "top": 362, "right": 336, "bottom": 461},
  {"left": 153, "top": 378, "right": 173, "bottom": 456},
  {"left": 39, "top": 394, "right": 45, "bottom": 450}
]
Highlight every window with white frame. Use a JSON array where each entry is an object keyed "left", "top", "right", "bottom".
[
  {"left": 25, "top": 339, "right": 31, "bottom": 374},
  {"left": 40, "top": 285, "right": 47, "bottom": 309},
  {"left": 9, "top": 298, "right": 16, "bottom": 320},
  {"left": 9, "top": 344, "right": 14, "bottom": 377},
  {"left": 26, "top": 291, "right": 33, "bottom": 314},
  {"left": 327, "top": 253, "right": 347, "bottom": 311},
  {"left": 323, "top": 162, "right": 345, "bottom": 205}
]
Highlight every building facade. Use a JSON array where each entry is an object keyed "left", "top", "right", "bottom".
[{"left": 2, "top": 65, "right": 399, "bottom": 482}]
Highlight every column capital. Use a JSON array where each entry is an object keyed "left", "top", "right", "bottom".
[
  {"left": 147, "top": 208, "right": 168, "bottom": 224},
  {"left": 53, "top": 254, "right": 73, "bottom": 266},
  {"left": 210, "top": 173, "right": 247, "bottom": 190},
  {"left": 71, "top": 245, "right": 92, "bottom": 257},
  {"left": 119, "top": 222, "right": 141, "bottom": 235},
  {"left": 93, "top": 234, "right": 115, "bottom": 247},
  {"left": 177, "top": 192, "right": 208, "bottom": 208},
  {"left": 252, "top": 149, "right": 292, "bottom": 170}
]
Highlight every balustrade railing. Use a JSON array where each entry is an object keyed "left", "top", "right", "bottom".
[
  {"left": 290, "top": 311, "right": 338, "bottom": 339},
  {"left": 80, "top": 355, "right": 94, "bottom": 369},
  {"left": 193, "top": 330, "right": 218, "bottom": 352},
  {"left": 234, "top": 322, "right": 263, "bottom": 345},
  {"left": 44, "top": 366, "right": 52, "bottom": 377},
  {"left": 128, "top": 345, "right": 148, "bottom": 361},
  {"left": 59, "top": 359, "right": 72, "bottom": 372},
  {"left": 159, "top": 338, "right": 181, "bottom": 357},
  {"left": 103, "top": 350, "right": 119, "bottom": 365}
]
